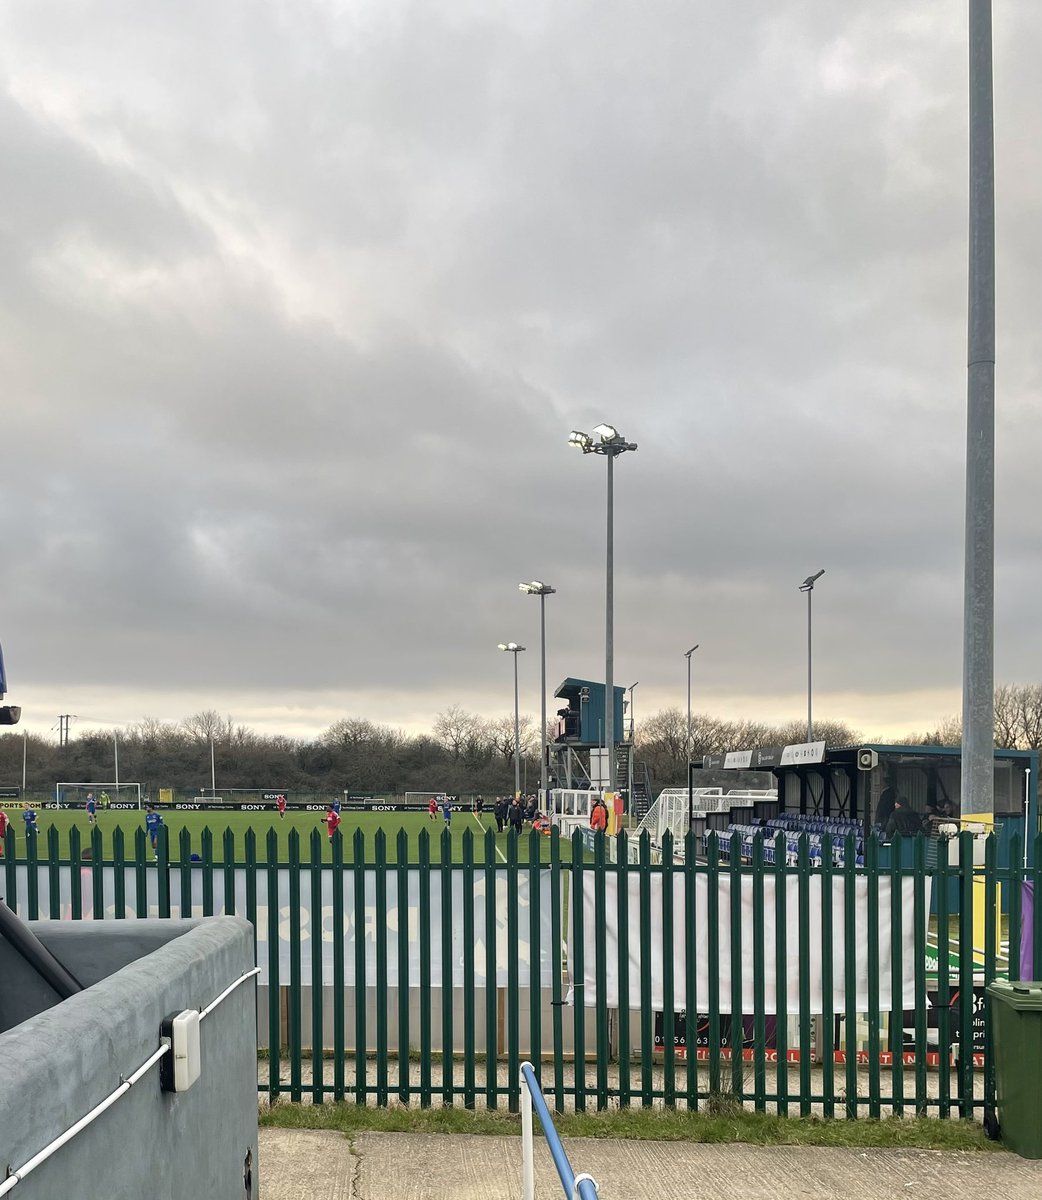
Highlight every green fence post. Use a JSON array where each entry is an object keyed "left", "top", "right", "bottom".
[
  {"left": 957, "top": 830, "right": 975, "bottom": 1118},
  {"left": 483, "top": 827, "right": 499, "bottom": 1111},
  {"left": 842, "top": 833, "right": 858, "bottom": 1119},
  {"left": 773, "top": 830, "right": 789, "bottom": 1117},
  {"left": 728, "top": 831, "right": 744, "bottom": 1103},
  {"left": 332, "top": 828, "right": 345, "bottom": 1104},
  {"left": 706, "top": 832, "right": 721, "bottom": 1100},
  {"left": 820, "top": 833, "right": 835, "bottom": 1119},
  {"left": 684, "top": 830, "right": 698, "bottom": 1112},
  {"left": 595, "top": 830, "right": 611, "bottom": 1111},
  {"left": 550, "top": 828, "right": 564, "bottom": 1113},
  {"left": 1008, "top": 833, "right": 1022, "bottom": 983},
  {"left": 112, "top": 826, "right": 126, "bottom": 919},
  {"left": 751, "top": 834, "right": 766, "bottom": 1113},
  {"left": 223, "top": 827, "right": 236, "bottom": 916},
  {"left": 179, "top": 827, "right": 193, "bottom": 919},
  {"left": 662, "top": 830, "right": 677, "bottom": 1109},
  {"left": 266, "top": 828, "right": 281, "bottom": 1104},
  {"left": 311, "top": 827, "right": 326, "bottom": 1105},
  {"left": 90, "top": 824, "right": 104, "bottom": 919},
  {"left": 134, "top": 828, "right": 147, "bottom": 918},
  {"left": 982, "top": 832, "right": 997, "bottom": 1124},
  {"left": 440, "top": 826, "right": 455, "bottom": 1109},
  {"left": 528, "top": 828, "right": 542, "bottom": 1089},
  {"left": 66, "top": 825, "right": 81, "bottom": 920},
  {"left": 47, "top": 826, "right": 61, "bottom": 919},
  {"left": 244, "top": 827, "right": 258, "bottom": 967},
  {"left": 4, "top": 825, "right": 17, "bottom": 909},
  {"left": 26, "top": 823, "right": 39, "bottom": 920},
  {"left": 397, "top": 828, "right": 411, "bottom": 1107},
  {"left": 462, "top": 828, "right": 475, "bottom": 1110},
  {"left": 506, "top": 829, "right": 520, "bottom": 1113},
  {"left": 288, "top": 829, "right": 303, "bottom": 1103},
  {"left": 889, "top": 828, "right": 905, "bottom": 1117},
  {"left": 375, "top": 830, "right": 389, "bottom": 1107},
  {"left": 573, "top": 828, "right": 588, "bottom": 1113},
  {"left": 418, "top": 828, "right": 432, "bottom": 1108},
  {"left": 637, "top": 830, "right": 652, "bottom": 1108},
  {"left": 797, "top": 835, "right": 812, "bottom": 1117},
  {"left": 913, "top": 833, "right": 928, "bottom": 1115},
  {"left": 865, "top": 833, "right": 882, "bottom": 1118},
  {"left": 935, "top": 827, "right": 951, "bottom": 1118},
  {"left": 157, "top": 825, "right": 170, "bottom": 918},
  {"left": 201, "top": 826, "right": 215, "bottom": 916},
  {"left": 353, "top": 827, "right": 368, "bottom": 1107}
]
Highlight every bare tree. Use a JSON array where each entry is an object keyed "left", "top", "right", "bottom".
[
  {"left": 487, "top": 714, "right": 536, "bottom": 762},
  {"left": 181, "top": 710, "right": 233, "bottom": 745},
  {"left": 1016, "top": 684, "right": 1042, "bottom": 749},
  {"left": 433, "top": 705, "right": 482, "bottom": 760},
  {"left": 994, "top": 684, "right": 1020, "bottom": 749}
]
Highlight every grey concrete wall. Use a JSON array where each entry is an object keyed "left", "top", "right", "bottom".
[
  {"left": 0, "top": 919, "right": 208, "bottom": 1033},
  {"left": 0, "top": 917, "right": 258, "bottom": 1200}
]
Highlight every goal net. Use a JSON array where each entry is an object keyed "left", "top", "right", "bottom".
[
  {"left": 55, "top": 782, "right": 143, "bottom": 810},
  {"left": 404, "top": 790, "right": 449, "bottom": 809}
]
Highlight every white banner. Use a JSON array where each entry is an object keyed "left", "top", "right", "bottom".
[
  {"left": 573, "top": 873, "right": 917, "bottom": 1013},
  {"left": 10, "top": 866, "right": 555, "bottom": 989}
]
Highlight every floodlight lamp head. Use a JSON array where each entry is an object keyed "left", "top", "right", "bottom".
[
  {"left": 568, "top": 430, "right": 593, "bottom": 452},
  {"left": 593, "top": 423, "right": 619, "bottom": 442},
  {"left": 498, "top": 642, "right": 525, "bottom": 652},
  {"left": 799, "top": 569, "right": 826, "bottom": 592},
  {"left": 684, "top": 644, "right": 700, "bottom": 658},
  {"left": 520, "top": 580, "right": 555, "bottom": 596}
]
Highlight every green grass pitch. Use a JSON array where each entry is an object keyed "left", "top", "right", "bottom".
[{"left": 3, "top": 806, "right": 584, "bottom": 865}]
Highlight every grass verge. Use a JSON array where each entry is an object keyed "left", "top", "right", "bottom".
[{"left": 259, "top": 1101, "right": 1000, "bottom": 1152}]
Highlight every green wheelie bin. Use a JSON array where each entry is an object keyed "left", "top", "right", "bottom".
[{"left": 986, "top": 980, "right": 1042, "bottom": 1156}]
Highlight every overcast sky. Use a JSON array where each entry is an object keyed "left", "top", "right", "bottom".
[{"left": 2, "top": 2, "right": 1040, "bottom": 747}]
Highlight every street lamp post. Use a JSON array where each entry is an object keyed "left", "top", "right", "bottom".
[
  {"left": 684, "top": 644, "right": 699, "bottom": 758},
  {"left": 519, "top": 581, "right": 556, "bottom": 803},
  {"left": 498, "top": 642, "right": 526, "bottom": 799},
  {"left": 627, "top": 682, "right": 639, "bottom": 741},
  {"left": 209, "top": 735, "right": 217, "bottom": 798},
  {"left": 569, "top": 424, "right": 638, "bottom": 794},
  {"left": 798, "top": 570, "right": 825, "bottom": 743}
]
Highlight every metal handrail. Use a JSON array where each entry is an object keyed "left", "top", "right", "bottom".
[{"left": 520, "top": 1061, "right": 599, "bottom": 1200}]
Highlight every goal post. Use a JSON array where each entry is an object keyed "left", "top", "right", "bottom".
[
  {"left": 55, "top": 782, "right": 143, "bottom": 810},
  {"left": 403, "top": 792, "right": 446, "bottom": 811}
]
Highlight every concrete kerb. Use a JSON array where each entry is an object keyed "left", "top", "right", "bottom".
[{"left": 258, "top": 1129, "right": 1042, "bottom": 1200}]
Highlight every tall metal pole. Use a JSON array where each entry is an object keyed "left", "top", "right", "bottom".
[
  {"left": 513, "top": 650, "right": 522, "bottom": 800},
  {"left": 22, "top": 729, "right": 27, "bottom": 795},
  {"left": 962, "top": 0, "right": 995, "bottom": 819},
  {"left": 539, "top": 592, "right": 548, "bottom": 801},
  {"left": 210, "top": 735, "right": 217, "bottom": 797},
  {"left": 806, "top": 585, "right": 813, "bottom": 745},
  {"left": 684, "top": 644, "right": 699, "bottom": 759},
  {"left": 799, "top": 572, "right": 824, "bottom": 743},
  {"left": 113, "top": 732, "right": 120, "bottom": 799},
  {"left": 605, "top": 452, "right": 615, "bottom": 793}
]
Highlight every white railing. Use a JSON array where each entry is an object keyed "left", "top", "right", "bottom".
[{"left": 520, "top": 1062, "right": 599, "bottom": 1200}]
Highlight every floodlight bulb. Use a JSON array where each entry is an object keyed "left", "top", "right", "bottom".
[{"left": 593, "top": 423, "right": 619, "bottom": 441}]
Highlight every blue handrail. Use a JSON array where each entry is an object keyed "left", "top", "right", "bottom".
[{"left": 520, "top": 1061, "right": 599, "bottom": 1200}]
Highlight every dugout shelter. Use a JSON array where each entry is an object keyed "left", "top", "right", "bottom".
[{"left": 691, "top": 741, "right": 1039, "bottom": 869}]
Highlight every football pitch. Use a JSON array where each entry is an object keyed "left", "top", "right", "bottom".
[{"left": 5, "top": 807, "right": 585, "bottom": 865}]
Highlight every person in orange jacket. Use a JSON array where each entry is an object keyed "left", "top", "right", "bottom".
[{"left": 590, "top": 798, "right": 608, "bottom": 833}]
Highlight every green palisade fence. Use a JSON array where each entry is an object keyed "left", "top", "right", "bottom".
[{"left": 2, "top": 825, "right": 1041, "bottom": 1117}]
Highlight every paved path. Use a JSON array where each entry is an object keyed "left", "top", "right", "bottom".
[{"left": 259, "top": 1128, "right": 1042, "bottom": 1199}]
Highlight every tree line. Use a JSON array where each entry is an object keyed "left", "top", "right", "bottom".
[{"left": 1, "top": 685, "right": 1040, "bottom": 798}]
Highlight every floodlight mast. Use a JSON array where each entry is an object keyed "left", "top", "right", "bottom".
[
  {"left": 498, "top": 642, "right": 526, "bottom": 799},
  {"left": 798, "top": 570, "right": 825, "bottom": 743},
  {"left": 568, "top": 425, "right": 637, "bottom": 794},
  {"left": 519, "top": 582, "right": 556, "bottom": 802}
]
